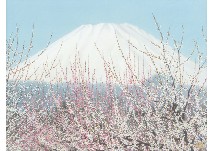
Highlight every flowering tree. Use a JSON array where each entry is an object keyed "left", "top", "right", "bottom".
[{"left": 6, "top": 19, "right": 206, "bottom": 150}]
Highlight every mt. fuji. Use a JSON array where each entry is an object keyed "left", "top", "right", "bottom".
[{"left": 10, "top": 23, "right": 205, "bottom": 85}]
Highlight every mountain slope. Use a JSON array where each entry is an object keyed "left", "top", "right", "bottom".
[{"left": 9, "top": 23, "right": 206, "bottom": 85}]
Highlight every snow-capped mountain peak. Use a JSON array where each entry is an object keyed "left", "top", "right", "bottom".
[{"left": 10, "top": 23, "right": 206, "bottom": 85}]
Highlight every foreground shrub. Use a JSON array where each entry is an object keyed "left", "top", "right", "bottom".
[{"left": 6, "top": 20, "right": 206, "bottom": 150}]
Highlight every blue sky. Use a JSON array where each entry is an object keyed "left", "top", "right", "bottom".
[{"left": 7, "top": 0, "right": 206, "bottom": 57}]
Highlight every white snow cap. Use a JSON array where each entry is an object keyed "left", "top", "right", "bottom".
[{"left": 10, "top": 23, "right": 206, "bottom": 85}]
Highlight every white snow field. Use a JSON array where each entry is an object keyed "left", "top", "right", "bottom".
[{"left": 10, "top": 23, "right": 206, "bottom": 85}]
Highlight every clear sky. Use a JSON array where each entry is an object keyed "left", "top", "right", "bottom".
[{"left": 7, "top": 0, "right": 207, "bottom": 57}]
